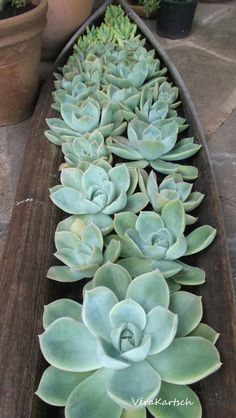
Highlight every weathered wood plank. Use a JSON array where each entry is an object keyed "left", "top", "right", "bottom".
[{"left": 0, "top": 1, "right": 235, "bottom": 417}]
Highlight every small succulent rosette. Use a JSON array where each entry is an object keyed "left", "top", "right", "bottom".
[
  {"left": 47, "top": 214, "right": 120, "bottom": 283},
  {"left": 37, "top": 264, "right": 221, "bottom": 418},
  {"left": 106, "top": 200, "right": 216, "bottom": 287},
  {"left": 138, "top": 170, "right": 204, "bottom": 224}
]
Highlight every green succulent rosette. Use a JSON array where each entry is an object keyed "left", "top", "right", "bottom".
[
  {"left": 45, "top": 98, "right": 127, "bottom": 146},
  {"left": 50, "top": 163, "right": 149, "bottom": 217},
  {"left": 108, "top": 119, "right": 201, "bottom": 179},
  {"left": 106, "top": 200, "right": 216, "bottom": 285},
  {"left": 61, "top": 131, "right": 112, "bottom": 169},
  {"left": 47, "top": 215, "right": 119, "bottom": 283},
  {"left": 37, "top": 264, "right": 221, "bottom": 418},
  {"left": 138, "top": 170, "right": 204, "bottom": 224}
]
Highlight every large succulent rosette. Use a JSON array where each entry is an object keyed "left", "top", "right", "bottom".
[{"left": 37, "top": 264, "right": 220, "bottom": 418}]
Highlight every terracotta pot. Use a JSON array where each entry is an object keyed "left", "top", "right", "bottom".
[
  {"left": 0, "top": 0, "right": 48, "bottom": 126},
  {"left": 42, "top": 0, "right": 94, "bottom": 60}
]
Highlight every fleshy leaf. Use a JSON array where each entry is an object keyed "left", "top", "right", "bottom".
[
  {"left": 39, "top": 318, "right": 101, "bottom": 372},
  {"left": 146, "top": 306, "right": 178, "bottom": 355},
  {"left": 148, "top": 382, "right": 202, "bottom": 418},
  {"left": 185, "top": 226, "right": 216, "bottom": 255},
  {"left": 36, "top": 366, "right": 92, "bottom": 406},
  {"left": 169, "top": 291, "right": 203, "bottom": 337},
  {"left": 107, "top": 361, "right": 161, "bottom": 409},
  {"left": 43, "top": 299, "right": 82, "bottom": 329},
  {"left": 65, "top": 368, "right": 122, "bottom": 418},
  {"left": 189, "top": 323, "right": 220, "bottom": 344},
  {"left": 126, "top": 270, "right": 170, "bottom": 312},
  {"left": 148, "top": 337, "right": 221, "bottom": 384},
  {"left": 172, "top": 262, "right": 206, "bottom": 286},
  {"left": 82, "top": 286, "right": 118, "bottom": 340},
  {"left": 93, "top": 263, "right": 132, "bottom": 300}
]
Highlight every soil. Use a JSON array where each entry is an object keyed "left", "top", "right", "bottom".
[{"left": 0, "top": 4, "right": 35, "bottom": 20}]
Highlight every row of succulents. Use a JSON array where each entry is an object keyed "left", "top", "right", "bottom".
[{"left": 37, "top": 5, "right": 222, "bottom": 418}]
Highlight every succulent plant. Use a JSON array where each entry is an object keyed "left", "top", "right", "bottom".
[
  {"left": 50, "top": 164, "right": 149, "bottom": 218},
  {"left": 47, "top": 216, "right": 120, "bottom": 283},
  {"left": 105, "top": 201, "right": 216, "bottom": 281},
  {"left": 139, "top": 170, "right": 204, "bottom": 224},
  {"left": 108, "top": 119, "right": 201, "bottom": 180},
  {"left": 37, "top": 263, "right": 221, "bottom": 418},
  {"left": 45, "top": 98, "right": 127, "bottom": 146},
  {"left": 61, "top": 131, "right": 112, "bottom": 169}
]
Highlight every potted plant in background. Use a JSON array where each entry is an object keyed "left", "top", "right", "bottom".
[
  {"left": 156, "top": 0, "right": 198, "bottom": 38},
  {"left": 42, "top": 0, "right": 95, "bottom": 60},
  {"left": 130, "top": 0, "right": 159, "bottom": 18},
  {"left": 0, "top": 0, "right": 48, "bottom": 126}
]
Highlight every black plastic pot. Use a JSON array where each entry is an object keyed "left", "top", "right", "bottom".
[{"left": 156, "top": 0, "right": 198, "bottom": 39}]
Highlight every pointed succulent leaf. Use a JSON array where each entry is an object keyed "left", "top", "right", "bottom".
[
  {"left": 36, "top": 366, "right": 92, "bottom": 407},
  {"left": 104, "top": 239, "right": 121, "bottom": 263},
  {"left": 82, "top": 287, "right": 118, "bottom": 340},
  {"left": 47, "top": 266, "right": 85, "bottom": 282},
  {"left": 65, "top": 369, "right": 122, "bottom": 418},
  {"left": 43, "top": 299, "right": 82, "bottom": 329},
  {"left": 169, "top": 291, "right": 203, "bottom": 337},
  {"left": 162, "top": 200, "right": 186, "bottom": 237},
  {"left": 148, "top": 382, "right": 202, "bottom": 418},
  {"left": 107, "top": 361, "right": 161, "bottom": 409},
  {"left": 185, "top": 226, "right": 217, "bottom": 255},
  {"left": 146, "top": 306, "right": 178, "bottom": 354},
  {"left": 148, "top": 337, "right": 221, "bottom": 384},
  {"left": 39, "top": 318, "right": 101, "bottom": 372},
  {"left": 126, "top": 270, "right": 170, "bottom": 312},
  {"left": 172, "top": 261, "right": 206, "bottom": 286},
  {"left": 189, "top": 323, "right": 219, "bottom": 345},
  {"left": 93, "top": 263, "right": 132, "bottom": 300}
]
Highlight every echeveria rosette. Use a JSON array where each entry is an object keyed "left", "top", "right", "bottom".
[
  {"left": 103, "top": 59, "right": 166, "bottom": 91},
  {"left": 106, "top": 200, "right": 216, "bottom": 285},
  {"left": 61, "top": 131, "right": 112, "bottom": 169},
  {"left": 139, "top": 170, "right": 204, "bottom": 225},
  {"left": 37, "top": 264, "right": 221, "bottom": 418},
  {"left": 50, "top": 164, "right": 149, "bottom": 219},
  {"left": 108, "top": 119, "right": 201, "bottom": 180},
  {"left": 45, "top": 98, "right": 127, "bottom": 146},
  {"left": 47, "top": 216, "right": 120, "bottom": 283}
]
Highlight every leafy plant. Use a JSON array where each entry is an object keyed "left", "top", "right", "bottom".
[
  {"left": 138, "top": 170, "right": 204, "bottom": 224},
  {"left": 50, "top": 163, "right": 149, "bottom": 217},
  {"left": 47, "top": 215, "right": 120, "bottom": 283},
  {"left": 0, "top": 0, "right": 26, "bottom": 12},
  {"left": 106, "top": 201, "right": 216, "bottom": 280},
  {"left": 108, "top": 118, "right": 201, "bottom": 179},
  {"left": 138, "top": 0, "right": 160, "bottom": 17},
  {"left": 37, "top": 264, "right": 221, "bottom": 418}
]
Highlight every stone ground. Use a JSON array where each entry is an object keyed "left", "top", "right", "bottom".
[{"left": 0, "top": 1, "right": 235, "bottom": 292}]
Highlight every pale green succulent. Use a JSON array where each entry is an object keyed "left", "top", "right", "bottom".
[
  {"left": 61, "top": 131, "right": 112, "bottom": 169},
  {"left": 139, "top": 171, "right": 204, "bottom": 224},
  {"left": 37, "top": 263, "right": 221, "bottom": 418},
  {"left": 103, "top": 60, "right": 165, "bottom": 90},
  {"left": 50, "top": 164, "right": 149, "bottom": 219},
  {"left": 108, "top": 119, "right": 201, "bottom": 180},
  {"left": 47, "top": 216, "right": 120, "bottom": 283},
  {"left": 106, "top": 201, "right": 216, "bottom": 282},
  {"left": 96, "top": 85, "right": 140, "bottom": 111},
  {"left": 45, "top": 98, "right": 126, "bottom": 146}
]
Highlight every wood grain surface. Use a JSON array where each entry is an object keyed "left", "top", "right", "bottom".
[{"left": 0, "top": 1, "right": 235, "bottom": 417}]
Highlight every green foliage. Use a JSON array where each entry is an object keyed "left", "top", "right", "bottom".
[
  {"left": 0, "top": 0, "right": 25, "bottom": 12},
  {"left": 138, "top": 0, "right": 160, "bottom": 17}
]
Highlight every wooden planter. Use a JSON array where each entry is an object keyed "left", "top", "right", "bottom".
[{"left": 0, "top": 1, "right": 235, "bottom": 417}]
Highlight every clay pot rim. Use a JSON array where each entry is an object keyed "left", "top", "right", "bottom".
[{"left": 0, "top": 0, "right": 48, "bottom": 29}]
